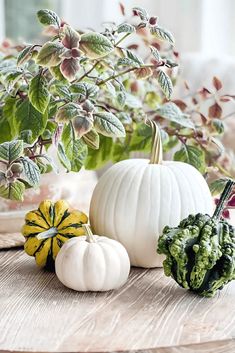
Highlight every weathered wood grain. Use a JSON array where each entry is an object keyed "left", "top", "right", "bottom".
[{"left": 0, "top": 249, "right": 235, "bottom": 353}]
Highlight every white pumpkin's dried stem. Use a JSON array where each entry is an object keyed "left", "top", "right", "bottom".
[
  {"left": 147, "top": 119, "right": 163, "bottom": 164},
  {"left": 83, "top": 224, "right": 96, "bottom": 243}
]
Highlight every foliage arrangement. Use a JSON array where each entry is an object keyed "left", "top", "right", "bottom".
[
  {"left": 157, "top": 179, "right": 235, "bottom": 297},
  {"left": 0, "top": 4, "right": 234, "bottom": 201}
]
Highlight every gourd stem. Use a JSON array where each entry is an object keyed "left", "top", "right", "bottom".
[
  {"left": 36, "top": 227, "right": 58, "bottom": 240},
  {"left": 213, "top": 179, "right": 235, "bottom": 220},
  {"left": 83, "top": 224, "right": 96, "bottom": 243},
  {"left": 148, "top": 119, "right": 163, "bottom": 164}
]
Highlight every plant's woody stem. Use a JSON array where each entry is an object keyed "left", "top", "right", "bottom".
[{"left": 213, "top": 179, "right": 235, "bottom": 219}]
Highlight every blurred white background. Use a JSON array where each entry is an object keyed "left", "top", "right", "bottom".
[
  {"left": 1, "top": 0, "right": 235, "bottom": 92},
  {"left": 1, "top": 0, "right": 235, "bottom": 56}
]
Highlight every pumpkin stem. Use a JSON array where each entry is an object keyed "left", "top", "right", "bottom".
[
  {"left": 147, "top": 119, "right": 163, "bottom": 164},
  {"left": 83, "top": 224, "right": 96, "bottom": 243},
  {"left": 213, "top": 179, "right": 235, "bottom": 220},
  {"left": 36, "top": 227, "right": 58, "bottom": 240}
]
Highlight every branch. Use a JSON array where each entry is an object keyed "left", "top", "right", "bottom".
[
  {"left": 115, "top": 33, "right": 131, "bottom": 46},
  {"left": 97, "top": 64, "right": 155, "bottom": 86},
  {"left": 76, "top": 61, "right": 99, "bottom": 82}
]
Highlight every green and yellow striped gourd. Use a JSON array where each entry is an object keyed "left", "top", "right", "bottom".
[{"left": 22, "top": 200, "right": 88, "bottom": 270}]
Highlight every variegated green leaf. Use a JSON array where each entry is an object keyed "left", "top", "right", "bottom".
[
  {"left": 132, "top": 7, "right": 149, "bottom": 21},
  {"left": 57, "top": 142, "right": 71, "bottom": 170},
  {"left": 82, "top": 128, "right": 100, "bottom": 149},
  {"left": 15, "top": 100, "right": 48, "bottom": 143},
  {"left": 71, "top": 139, "right": 88, "bottom": 172},
  {"left": 0, "top": 180, "right": 25, "bottom": 201},
  {"left": 117, "top": 23, "right": 135, "bottom": 34},
  {"left": 0, "top": 140, "right": 23, "bottom": 163},
  {"left": 36, "top": 42, "right": 64, "bottom": 67},
  {"left": 156, "top": 102, "right": 194, "bottom": 129},
  {"left": 29, "top": 74, "right": 50, "bottom": 113},
  {"left": 70, "top": 82, "right": 99, "bottom": 98},
  {"left": 174, "top": 145, "right": 205, "bottom": 172},
  {"left": 157, "top": 70, "right": 173, "bottom": 99},
  {"left": 80, "top": 32, "right": 114, "bottom": 59},
  {"left": 20, "top": 157, "right": 40, "bottom": 187},
  {"left": 150, "top": 46, "right": 161, "bottom": 61},
  {"left": 55, "top": 103, "right": 80, "bottom": 123},
  {"left": 37, "top": 9, "right": 61, "bottom": 27},
  {"left": 17, "top": 45, "right": 34, "bottom": 66},
  {"left": 150, "top": 26, "right": 175, "bottom": 44},
  {"left": 94, "top": 112, "right": 125, "bottom": 137}
]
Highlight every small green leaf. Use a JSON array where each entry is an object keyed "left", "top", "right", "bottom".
[
  {"left": 125, "top": 49, "right": 143, "bottom": 66},
  {"left": 94, "top": 112, "right": 125, "bottom": 137},
  {"left": 157, "top": 70, "right": 173, "bottom": 100},
  {"left": 82, "top": 128, "right": 100, "bottom": 149},
  {"left": 58, "top": 122, "right": 88, "bottom": 172},
  {"left": 0, "top": 140, "right": 23, "bottom": 163},
  {"left": 37, "top": 9, "right": 61, "bottom": 27},
  {"left": 209, "top": 178, "right": 230, "bottom": 196},
  {"left": 71, "top": 139, "right": 88, "bottom": 172},
  {"left": 52, "top": 84, "right": 71, "bottom": 101},
  {"left": 117, "top": 57, "right": 139, "bottom": 67},
  {"left": 36, "top": 154, "right": 58, "bottom": 174},
  {"left": 3, "top": 97, "right": 17, "bottom": 136},
  {"left": 70, "top": 82, "right": 99, "bottom": 98},
  {"left": 112, "top": 140, "right": 130, "bottom": 162},
  {"left": 20, "top": 157, "right": 40, "bottom": 187},
  {"left": 164, "top": 136, "right": 179, "bottom": 152},
  {"left": 17, "top": 45, "right": 34, "bottom": 66},
  {"left": 55, "top": 102, "right": 80, "bottom": 123},
  {"left": 19, "top": 130, "right": 33, "bottom": 144},
  {"left": 61, "top": 122, "right": 75, "bottom": 162},
  {"left": 117, "top": 91, "right": 126, "bottom": 107},
  {"left": 211, "top": 119, "right": 225, "bottom": 135},
  {"left": 80, "top": 32, "right": 114, "bottom": 59},
  {"left": 85, "top": 136, "right": 113, "bottom": 170},
  {"left": 150, "top": 46, "right": 161, "bottom": 61},
  {"left": 174, "top": 145, "right": 205, "bottom": 173},
  {"left": 117, "top": 23, "right": 135, "bottom": 34},
  {"left": 0, "top": 109, "right": 13, "bottom": 143},
  {"left": 130, "top": 123, "right": 152, "bottom": 152},
  {"left": 5, "top": 70, "right": 23, "bottom": 90},
  {"left": 0, "top": 180, "right": 25, "bottom": 201},
  {"left": 156, "top": 102, "right": 194, "bottom": 129},
  {"left": 36, "top": 42, "right": 64, "bottom": 67},
  {"left": 29, "top": 74, "right": 50, "bottom": 113},
  {"left": 132, "top": 7, "right": 149, "bottom": 21},
  {"left": 57, "top": 142, "right": 71, "bottom": 171},
  {"left": 50, "top": 65, "right": 68, "bottom": 82},
  {"left": 15, "top": 100, "right": 48, "bottom": 143},
  {"left": 150, "top": 26, "right": 175, "bottom": 44},
  {"left": 117, "top": 112, "right": 132, "bottom": 125}
]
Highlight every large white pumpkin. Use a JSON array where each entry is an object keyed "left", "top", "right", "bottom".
[
  {"left": 90, "top": 121, "right": 213, "bottom": 268},
  {"left": 55, "top": 226, "right": 130, "bottom": 291}
]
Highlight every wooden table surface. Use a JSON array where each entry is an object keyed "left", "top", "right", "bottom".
[{"left": 1, "top": 249, "right": 235, "bottom": 353}]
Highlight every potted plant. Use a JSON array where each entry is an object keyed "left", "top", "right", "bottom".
[{"left": 0, "top": 5, "right": 234, "bottom": 229}]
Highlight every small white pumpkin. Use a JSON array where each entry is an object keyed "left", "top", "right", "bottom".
[
  {"left": 55, "top": 226, "right": 130, "bottom": 291},
  {"left": 90, "top": 120, "right": 213, "bottom": 268}
]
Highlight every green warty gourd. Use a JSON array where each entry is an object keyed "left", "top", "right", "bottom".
[{"left": 157, "top": 179, "right": 235, "bottom": 297}]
